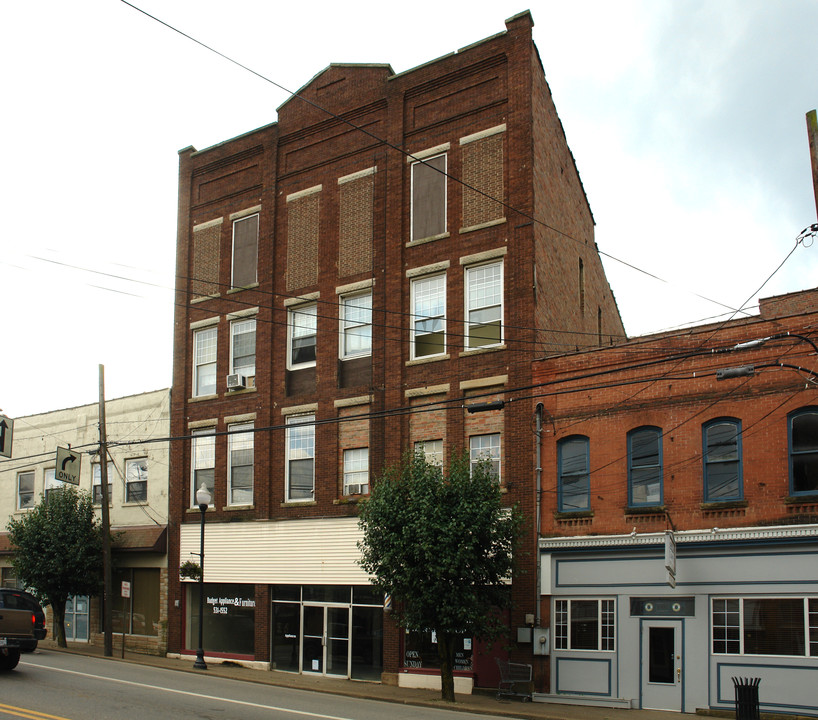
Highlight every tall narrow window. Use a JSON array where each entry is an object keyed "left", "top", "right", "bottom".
[
  {"left": 231, "top": 213, "right": 259, "bottom": 288},
  {"left": 414, "top": 439, "right": 443, "bottom": 467},
  {"left": 191, "top": 429, "right": 215, "bottom": 507},
  {"left": 703, "top": 418, "right": 742, "bottom": 501},
  {"left": 340, "top": 292, "right": 372, "bottom": 359},
  {"left": 228, "top": 423, "right": 254, "bottom": 505},
  {"left": 789, "top": 408, "right": 818, "bottom": 495},
  {"left": 92, "top": 462, "right": 114, "bottom": 505},
  {"left": 193, "top": 326, "right": 217, "bottom": 397},
  {"left": 411, "top": 274, "right": 446, "bottom": 359},
  {"left": 286, "top": 415, "right": 315, "bottom": 501},
  {"left": 17, "top": 471, "right": 34, "bottom": 510},
  {"left": 288, "top": 304, "right": 317, "bottom": 369},
  {"left": 470, "top": 434, "right": 500, "bottom": 480},
  {"left": 125, "top": 459, "right": 148, "bottom": 503},
  {"left": 411, "top": 154, "right": 447, "bottom": 242},
  {"left": 343, "top": 448, "right": 369, "bottom": 495},
  {"left": 558, "top": 436, "right": 590, "bottom": 512},
  {"left": 628, "top": 427, "right": 662, "bottom": 506},
  {"left": 465, "top": 262, "right": 503, "bottom": 349},
  {"left": 231, "top": 318, "right": 256, "bottom": 380}
]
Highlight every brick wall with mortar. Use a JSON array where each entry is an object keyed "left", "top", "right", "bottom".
[{"left": 168, "top": 11, "right": 624, "bottom": 683}]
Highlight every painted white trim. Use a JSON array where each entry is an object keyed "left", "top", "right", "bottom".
[
  {"left": 406, "top": 260, "right": 450, "bottom": 278},
  {"left": 286, "top": 184, "right": 322, "bottom": 202},
  {"left": 193, "top": 217, "right": 223, "bottom": 232},
  {"left": 229, "top": 205, "right": 261, "bottom": 221},
  {"left": 459, "top": 123, "right": 506, "bottom": 145},
  {"left": 407, "top": 143, "right": 450, "bottom": 162},
  {"left": 338, "top": 166, "right": 376, "bottom": 185}
]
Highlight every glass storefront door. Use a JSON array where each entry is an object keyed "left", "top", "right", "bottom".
[
  {"left": 303, "top": 605, "right": 349, "bottom": 677},
  {"left": 65, "top": 595, "right": 89, "bottom": 642}
]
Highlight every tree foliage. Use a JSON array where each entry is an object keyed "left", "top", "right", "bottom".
[
  {"left": 6, "top": 487, "right": 104, "bottom": 647},
  {"left": 358, "top": 450, "right": 523, "bottom": 701}
]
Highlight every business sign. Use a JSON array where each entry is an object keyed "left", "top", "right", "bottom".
[
  {"left": 55, "top": 447, "right": 81, "bottom": 485},
  {"left": 121, "top": 581, "right": 131, "bottom": 598},
  {"left": 0, "top": 415, "right": 13, "bottom": 458},
  {"left": 665, "top": 530, "right": 677, "bottom": 588}
]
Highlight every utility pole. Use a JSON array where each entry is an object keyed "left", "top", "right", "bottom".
[{"left": 98, "top": 364, "right": 113, "bottom": 657}]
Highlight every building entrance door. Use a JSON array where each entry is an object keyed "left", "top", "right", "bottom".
[
  {"left": 302, "top": 605, "right": 349, "bottom": 677},
  {"left": 641, "top": 620, "right": 683, "bottom": 711},
  {"left": 64, "top": 595, "right": 89, "bottom": 642}
]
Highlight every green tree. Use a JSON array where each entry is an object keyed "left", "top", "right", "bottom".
[
  {"left": 358, "top": 450, "right": 523, "bottom": 702},
  {"left": 6, "top": 486, "right": 104, "bottom": 647}
]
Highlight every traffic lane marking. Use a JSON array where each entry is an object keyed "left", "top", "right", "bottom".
[{"left": 0, "top": 704, "right": 72, "bottom": 720}]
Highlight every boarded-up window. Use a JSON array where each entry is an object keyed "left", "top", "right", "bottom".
[
  {"left": 411, "top": 154, "right": 446, "bottom": 242},
  {"left": 286, "top": 190, "right": 320, "bottom": 291},
  {"left": 192, "top": 220, "right": 222, "bottom": 298},
  {"left": 232, "top": 214, "right": 258, "bottom": 288},
  {"left": 461, "top": 132, "right": 504, "bottom": 229},
  {"left": 339, "top": 172, "right": 374, "bottom": 277}
]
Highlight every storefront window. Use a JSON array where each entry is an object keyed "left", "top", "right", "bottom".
[
  {"left": 187, "top": 583, "right": 256, "bottom": 656},
  {"left": 112, "top": 568, "right": 159, "bottom": 636},
  {"left": 404, "top": 630, "right": 472, "bottom": 671}
]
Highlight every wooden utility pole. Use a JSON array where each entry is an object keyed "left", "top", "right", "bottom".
[
  {"left": 98, "top": 364, "right": 113, "bottom": 657},
  {"left": 808, "top": 110, "right": 818, "bottom": 220}
]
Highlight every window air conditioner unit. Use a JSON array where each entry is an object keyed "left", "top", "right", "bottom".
[
  {"left": 346, "top": 484, "right": 361, "bottom": 495},
  {"left": 226, "top": 374, "right": 246, "bottom": 390}
]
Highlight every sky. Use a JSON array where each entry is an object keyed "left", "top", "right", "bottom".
[{"left": 1, "top": 0, "right": 816, "bottom": 419}]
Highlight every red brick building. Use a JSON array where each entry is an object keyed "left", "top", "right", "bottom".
[
  {"left": 167, "top": 11, "right": 623, "bottom": 691},
  {"left": 532, "top": 287, "right": 818, "bottom": 714}
]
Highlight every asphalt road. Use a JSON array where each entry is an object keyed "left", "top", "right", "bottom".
[{"left": 4, "top": 650, "right": 517, "bottom": 720}]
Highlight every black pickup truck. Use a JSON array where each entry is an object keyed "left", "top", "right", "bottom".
[{"left": 0, "top": 590, "right": 38, "bottom": 670}]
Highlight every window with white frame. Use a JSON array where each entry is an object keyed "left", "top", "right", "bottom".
[
  {"left": 411, "top": 274, "right": 446, "bottom": 359},
  {"left": 411, "top": 153, "right": 447, "bottom": 242},
  {"left": 712, "top": 597, "right": 818, "bottom": 656},
  {"left": 414, "top": 439, "right": 443, "bottom": 467},
  {"left": 554, "top": 599, "right": 615, "bottom": 651},
  {"left": 343, "top": 448, "right": 369, "bottom": 495},
  {"left": 44, "top": 468, "right": 63, "bottom": 502},
  {"left": 17, "top": 471, "right": 34, "bottom": 510},
  {"left": 286, "top": 415, "right": 315, "bottom": 501},
  {"left": 470, "top": 434, "right": 500, "bottom": 480},
  {"left": 228, "top": 423, "right": 254, "bottom": 505},
  {"left": 193, "top": 326, "right": 217, "bottom": 397},
  {"left": 340, "top": 292, "right": 372, "bottom": 359},
  {"left": 231, "top": 213, "right": 259, "bottom": 289},
  {"left": 230, "top": 318, "right": 256, "bottom": 380},
  {"left": 125, "top": 459, "right": 148, "bottom": 503},
  {"left": 465, "top": 261, "right": 503, "bottom": 349},
  {"left": 288, "top": 304, "right": 317, "bottom": 369},
  {"left": 191, "top": 429, "right": 215, "bottom": 507},
  {"left": 92, "top": 461, "right": 114, "bottom": 505}
]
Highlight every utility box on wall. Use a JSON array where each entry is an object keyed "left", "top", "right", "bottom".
[{"left": 532, "top": 627, "right": 550, "bottom": 655}]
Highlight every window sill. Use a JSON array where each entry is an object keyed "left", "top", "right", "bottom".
[
  {"left": 225, "top": 386, "right": 257, "bottom": 395},
  {"left": 624, "top": 505, "right": 666, "bottom": 515},
  {"left": 191, "top": 293, "right": 220, "bottom": 304},
  {"left": 287, "top": 364, "right": 316, "bottom": 372},
  {"left": 459, "top": 217, "right": 507, "bottom": 235},
  {"left": 459, "top": 344, "right": 506, "bottom": 358},
  {"left": 406, "top": 231, "right": 449, "bottom": 248},
  {"left": 406, "top": 354, "right": 450, "bottom": 367},
  {"left": 281, "top": 500, "right": 317, "bottom": 507},
  {"left": 185, "top": 506, "right": 214, "bottom": 515},
  {"left": 554, "top": 510, "right": 594, "bottom": 520},
  {"left": 333, "top": 496, "right": 366, "bottom": 505},
  {"left": 784, "top": 494, "right": 818, "bottom": 504},
  {"left": 700, "top": 500, "right": 747, "bottom": 511},
  {"left": 188, "top": 394, "right": 218, "bottom": 403},
  {"left": 227, "top": 283, "right": 259, "bottom": 294},
  {"left": 224, "top": 504, "right": 255, "bottom": 511}
]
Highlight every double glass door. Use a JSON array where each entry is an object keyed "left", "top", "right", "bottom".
[{"left": 302, "top": 605, "right": 349, "bottom": 676}]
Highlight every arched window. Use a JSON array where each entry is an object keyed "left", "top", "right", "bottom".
[
  {"left": 789, "top": 407, "right": 818, "bottom": 496},
  {"left": 703, "top": 418, "right": 742, "bottom": 501},
  {"left": 558, "top": 436, "right": 590, "bottom": 512},
  {"left": 628, "top": 426, "right": 662, "bottom": 506}
]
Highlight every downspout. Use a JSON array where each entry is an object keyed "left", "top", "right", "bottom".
[{"left": 534, "top": 402, "right": 544, "bottom": 628}]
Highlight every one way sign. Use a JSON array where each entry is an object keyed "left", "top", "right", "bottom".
[
  {"left": 0, "top": 415, "right": 13, "bottom": 458},
  {"left": 55, "top": 446, "right": 81, "bottom": 485}
]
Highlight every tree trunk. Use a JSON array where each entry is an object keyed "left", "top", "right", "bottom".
[
  {"left": 437, "top": 631, "right": 456, "bottom": 703},
  {"left": 51, "top": 598, "right": 67, "bottom": 648}
]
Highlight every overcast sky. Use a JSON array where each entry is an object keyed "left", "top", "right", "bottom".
[{"left": 1, "top": 0, "right": 816, "bottom": 419}]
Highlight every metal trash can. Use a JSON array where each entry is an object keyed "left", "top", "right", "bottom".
[{"left": 732, "top": 677, "right": 761, "bottom": 720}]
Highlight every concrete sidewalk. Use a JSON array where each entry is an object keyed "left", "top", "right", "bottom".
[{"left": 35, "top": 640, "right": 700, "bottom": 720}]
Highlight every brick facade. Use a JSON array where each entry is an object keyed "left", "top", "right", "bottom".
[{"left": 168, "top": 11, "right": 623, "bottom": 687}]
